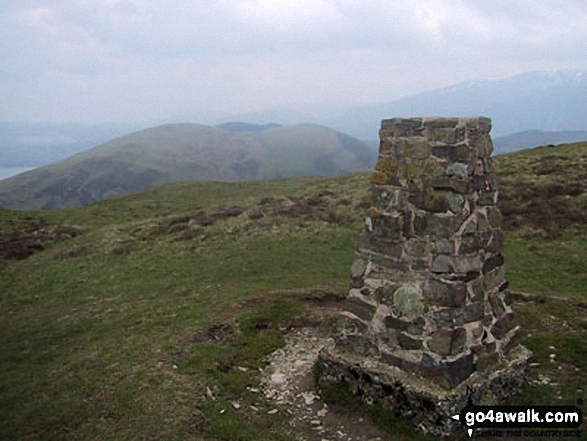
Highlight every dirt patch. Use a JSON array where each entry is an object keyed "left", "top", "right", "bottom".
[{"left": 259, "top": 302, "right": 390, "bottom": 441}]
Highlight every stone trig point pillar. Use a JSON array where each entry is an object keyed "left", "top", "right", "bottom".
[{"left": 317, "top": 117, "right": 531, "bottom": 436}]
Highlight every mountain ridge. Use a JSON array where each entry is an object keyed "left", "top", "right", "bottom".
[{"left": 0, "top": 123, "right": 377, "bottom": 210}]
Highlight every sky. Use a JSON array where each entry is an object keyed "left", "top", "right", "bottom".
[{"left": 1, "top": 0, "right": 586, "bottom": 124}]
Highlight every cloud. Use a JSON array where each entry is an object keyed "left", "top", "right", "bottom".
[{"left": 1, "top": 0, "right": 586, "bottom": 123}]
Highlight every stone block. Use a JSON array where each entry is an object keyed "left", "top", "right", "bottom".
[
  {"left": 427, "top": 327, "right": 467, "bottom": 356},
  {"left": 390, "top": 286, "right": 425, "bottom": 321},
  {"left": 429, "top": 128, "right": 457, "bottom": 144},
  {"left": 384, "top": 315, "right": 425, "bottom": 335},
  {"left": 350, "top": 257, "right": 366, "bottom": 279},
  {"left": 432, "top": 238, "right": 456, "bottom": 255},
  {"left": 491, "top": 312, "right": 518, "bottom": 339},
  {"left": 398, "top": 332, "right": 424, "bottom": 350},
  {"left": 423, "top": 278, "right": 467, "bottom": 307},
  {"left": 381, "top": 118, "right": 424, "bottom": 137},
  {"left": 486, "top": 229, "right": 504, "bottom": 253},
  {"left": 423, "top": 118, "right": 459, "bottom": 129},
  {"left": 375, "top": 284, "right": 400, "bottom": 306},
  {"left": 475, "top": 341, "right": 499, "bottom": 371},
  {"left": 432, "top": 144, "right": 471, "bottom": 162},
  {"left": 336, "top": 315, "right": 377, "bottom": 356},
  {"left": 459, "top": 232, "right": 491, "bottom": 254},
  {"left": 344, "top": 296, "right": 377, "bottom": 321},
  {"left": 432, "top": 302, "right": 484, "bottom": 327},
  {"left": 447, "top": 192, "right": 465, "bottom": 213},
  {"left": 488, "top": 292, "right": 506, "bottom": 317},
  {"left": 371, "top": 214, "right": 402, "bottom": 241},
  {"left": 414, "top": 210, "right": 428, "bottom": 235},
  {"left": 399, "top": 138, "right": 430, "bottom": 158},
  {"left": 358, "top": 235, "right": 403, "bottom": 258},
  {"left": 432, "top": 254, "right": 482, "bottom": 274},
  {"left": 445, "top": 162, "right": 468, "bottom": 178},
  {"left": 482, "top": 252, "right": 504, "bottom": 274},
  {"left": 419, "top": 352, "right": 475, "bottom": 390},
  {"left": 486, "top": 206, "right": 503, "bottom": 228},
  {"left": 404, "top": 238, "right": 429, "bottom": 258},
  {"left": 431, "top": 175, "right": 471, "bottom": 194},
  {"left": 483, "top": 265, "right": 505, "bottom": 291}
]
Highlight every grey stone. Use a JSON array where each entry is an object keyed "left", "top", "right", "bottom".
[
  {"left": 483, "top": 265, "right": 505, "bottom": 291},
  {"left": 375, "top": 284, "right": 400, "bottom": 306},
  {"left": 398, "top": 332, "right": 424, "bottom": 350},
  {"left": 414, "top": 210, "right": 428, "bottom": 235},
  {"left": 430, "top": 175, "right": 471, "bottom": 194},
  {"left": 488, "top": 292, "right": 506, "bottom": 317},
  {"left": 432, "top": 302, "right": 484, "bottom": 327},
  {"left": 486, "top": 206, "right": 503, "bottom": 228},
  {"left": 432, "top": 144, "right": 471, "bottom": 162},
  {"left": 385, "top": 315, "right": 425, "bottom": 335},
  {"left": 433, "top": 238, "right": 455, "bottom": 255},
  {"left": 447, "top": 192, "right": 465, "bottom": 213},
  {"left": 350, "top": 258, "right": 366, "bottom": 279},
  {"left": 482, "top": 253, "right": 504, "bottom": 274},
  {"left": 399, "top": 138, "right": 430, "bottom": 158},
  {"left": 491, "top": 312, "right": 518, "bottom": 339},
  {"left": 428, "top": 327, "right": 467, "bottom": 356},
  {"left": 432, "top": 254, "right": 482, "bottom": 274},
  {"left": 344, "top": 297, "right": 377, "bottom": 321},
  {"left": 446, "top": 162, "right": 468, "bottom": 178},
  {"left": 423, "top": 278, "right": 467, "bottom": 307},
  {"left": 419, "top": 352, "right": 475, "bottom": 390},
  {"left": 392, "top": 286, "right": 424, "bottom": 321},
  {"left": 404, "top": 238, "right": 429, "bottom": 258}
]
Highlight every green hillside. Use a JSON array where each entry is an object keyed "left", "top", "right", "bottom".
[
  {"left": 0, "top": 123, "right": 377, "bottom": 210},
  {"left": 1, "top": 143, "right": 586, "bottom": 440}
]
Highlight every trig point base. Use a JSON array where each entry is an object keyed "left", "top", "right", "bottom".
[{"left": 317, "top": 117, "right": 531, "bottom": 436}]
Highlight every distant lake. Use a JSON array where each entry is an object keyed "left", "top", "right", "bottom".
[{"left": 0, "top": 167, "right": 35, "bottom": 180}]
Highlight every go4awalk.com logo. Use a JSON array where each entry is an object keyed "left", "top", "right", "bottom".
[{"left": 452, "top": 402, "right": 584, "bottom": 438}]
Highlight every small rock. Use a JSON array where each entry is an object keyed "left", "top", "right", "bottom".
[
  {"left": 237, "top": 366, "right": 248, "bottom": 372},
  {"left": 231, "top": 401, "right": 240, "bottom": 409},
  {"left": 301, "top": 391, "right": 317, "bottom": 405},
  {"left": 270, "top": 372, "right": 287, "bottom": 386},
  {"left": 219, "top": 409, "right": 225, "bottom": 414},
  {"left": 268, "top": 409, "right": 278, "bottom": 414}
]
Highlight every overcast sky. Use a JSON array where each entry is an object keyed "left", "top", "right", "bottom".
[{"left": 1, "top": 0, "right": 586, "bottom": 124}]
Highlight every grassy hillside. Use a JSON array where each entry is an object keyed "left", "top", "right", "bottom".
[
  {"left": 0, "top": 123, "right": 377, "bottom": 210},
  {"left": 1, "top": 143, "right": 586, "bottom": 440},
  {"left": 493, "top": 129, "right": 587, "bottom": 154}
]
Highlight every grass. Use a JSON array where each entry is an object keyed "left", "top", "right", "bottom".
[{"left": 1, "top": 142, "right": 586, "bottom": 439}]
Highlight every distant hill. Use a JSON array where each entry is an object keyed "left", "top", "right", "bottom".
[
  {"left": 215, "top": 122, "right": 282, "bottom": 133},
  {"left": 493, "top": 129, "right": 587, "bottom": 154},
  {"left": 327, "top": 70, "right": 587, "bottom": 139},
  {"left": 0, "top": 123, "right": 377, "bottom": 210}
]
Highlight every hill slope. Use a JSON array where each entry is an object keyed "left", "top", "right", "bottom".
[
  {"left": 0, "top": 143, "right": 586, "bottom": 440},
  {"left": 493, "top": 129, "right": 587, "bottom": 154},
  {"left": 0, "top": 123, "right": 377, "bottom": 210}
]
